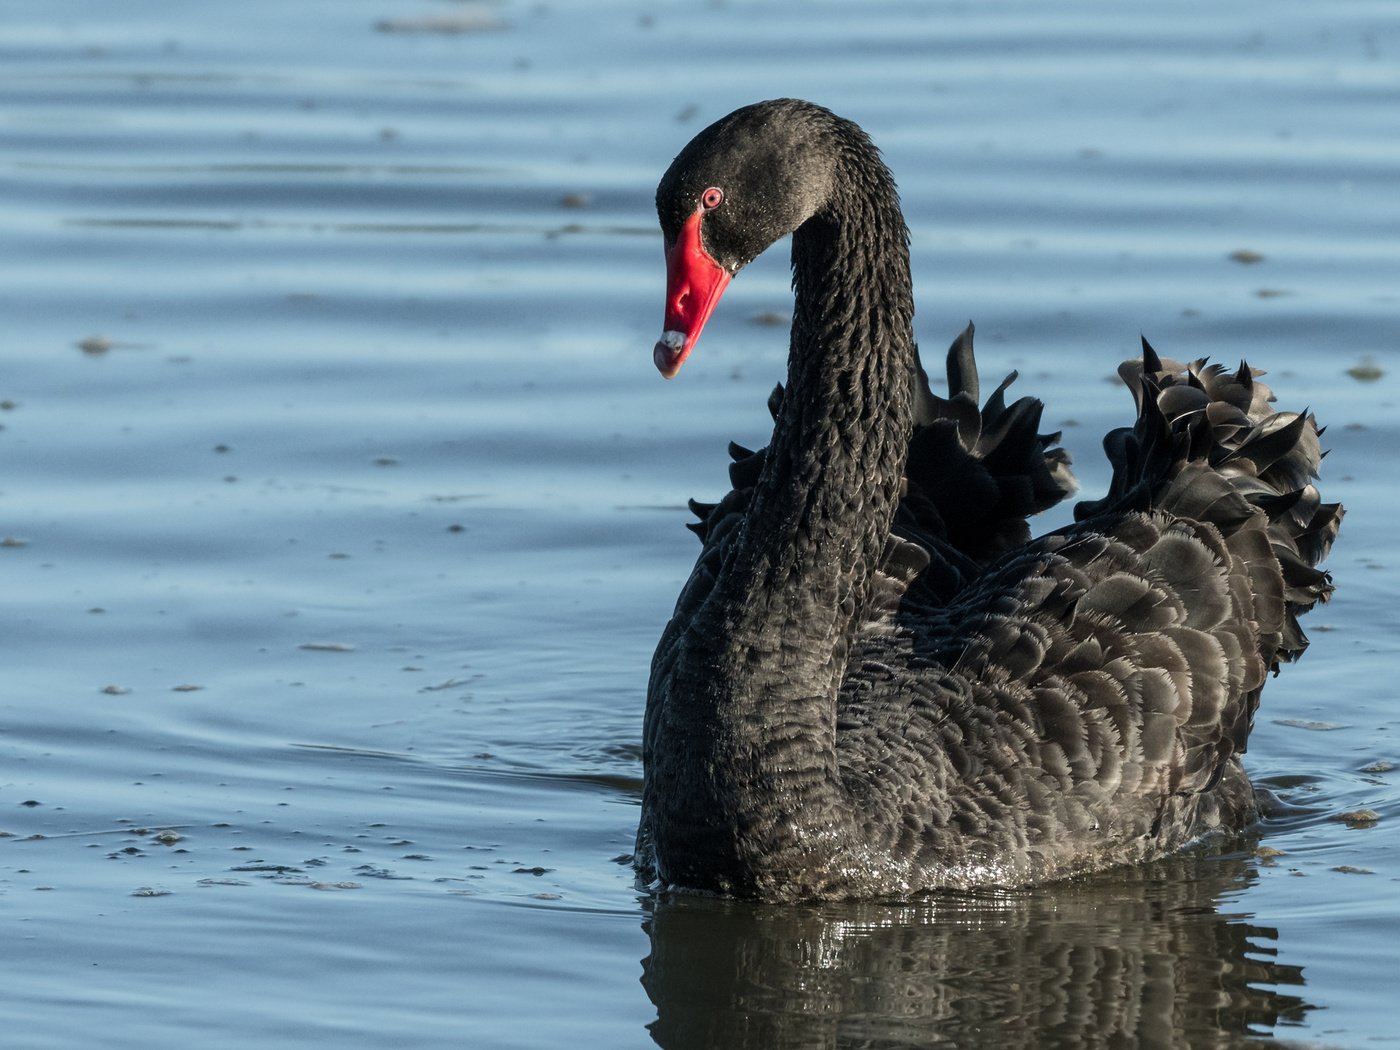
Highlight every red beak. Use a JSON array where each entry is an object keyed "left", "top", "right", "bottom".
[{"left": 654, "top": 210, "right": 731, "bottom": 379}]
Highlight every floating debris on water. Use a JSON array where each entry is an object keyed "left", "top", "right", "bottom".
[
  {"left": 421, "top": 678, "right": 472, "bottom": 692},
  {"left": 1346, "top": 359, "right": 1385, "bottom": 382},
  {"left": 77, "top": 335, "right": 113, "bottom": 354},
  {"left": 1332, "top": 865, "right": 1375, "bottom": 875},
  {"left": 375, "top": 13, "right": 503, "bottom": 34},
  {"left": 299, "top": 642, "right": 355, "bottom": 652},
  {"left": 1333, "top": 809, "right": 1382, "bottom": 828},
  {"left": 1229, "top": 248, "right": 1265, "bottom": 264},
  {"left": 353, "top": 864, "right": 412, "bottom": 881},
  {"left": 1274, "top": 718, "right": 1348, "bottom": 731},
  {"left": 74, "top": 335, "right": 153, "bottom": 354},
  {"left": 1360, "top": 760, "right": 1395, "bottom": 774}
]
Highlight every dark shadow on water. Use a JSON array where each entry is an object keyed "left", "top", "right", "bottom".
[{"left": 640, "top": 841, "right": 1312, "bottom": 1050}]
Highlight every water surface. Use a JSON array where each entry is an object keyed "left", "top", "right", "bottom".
[{"left": 3, "top": 2, "right": 1398, "bottom": 1047}]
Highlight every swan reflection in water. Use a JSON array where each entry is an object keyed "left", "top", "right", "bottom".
[{"left": 640, "top": 842, "right": 1311, "bottom": 1050}]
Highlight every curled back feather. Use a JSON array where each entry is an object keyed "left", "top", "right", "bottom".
[
  {"left": 897, "top": 324, "right": 1076, "bottom": 564},
  {"left": 686, "top": 325, "right": 1078, "bottom": 583},
  {"left": 1075, "top": 338, "right": 1342, "bottom": 672}
]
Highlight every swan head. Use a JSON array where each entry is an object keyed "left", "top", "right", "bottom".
[{"left": 652, "top": 99, "right": 840, "bottom": 378}]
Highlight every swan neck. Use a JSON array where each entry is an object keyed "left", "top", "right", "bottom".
[
  {"left": 639, "top": 127, "right": 919, "bottom": 896},
  {"left": 700, "top": 154, "right": 916, "bottom": 715},
  {"left": 750, "top": 157, "right": 917, "bottom": 622}
]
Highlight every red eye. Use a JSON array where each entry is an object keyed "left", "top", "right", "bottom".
[{"left": 700, "top": 186, "right": 724, "bottom": 210}]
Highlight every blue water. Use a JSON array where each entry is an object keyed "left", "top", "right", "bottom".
[{"left": 3, "top": 2, "right": 1398, "bottom": 1047}]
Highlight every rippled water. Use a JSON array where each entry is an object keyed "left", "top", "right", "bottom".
[{"left": 3, "top": 2, "right": 1398, "bottom": 1047}]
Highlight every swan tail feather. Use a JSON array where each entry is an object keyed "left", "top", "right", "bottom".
[{"left": 1075, "top": 345, "right": 1343, "bottom": 673}]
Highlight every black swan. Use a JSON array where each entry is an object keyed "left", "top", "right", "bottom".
[{"left": 637, "top": 98, "right": 1342, "bottom": 901}]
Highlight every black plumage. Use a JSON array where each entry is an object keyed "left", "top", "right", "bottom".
[{"left": 637, "top": 99, "right": 1341, "bottom": 901}]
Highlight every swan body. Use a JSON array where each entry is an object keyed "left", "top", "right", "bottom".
[{"left": 637, "top": 99, "right": 1341, "bottom": 901}]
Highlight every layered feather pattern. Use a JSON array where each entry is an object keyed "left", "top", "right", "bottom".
[
  {"left": 637, "top": 99, "right": 1341, "bottom": 900},
  {"left": 648, "top": 329, "right": 1341, "bottom": 898}
]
